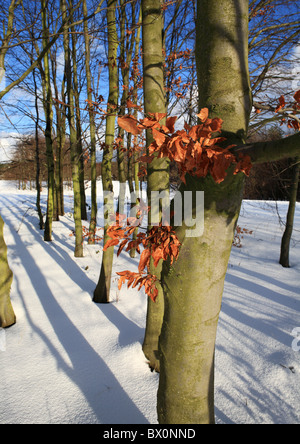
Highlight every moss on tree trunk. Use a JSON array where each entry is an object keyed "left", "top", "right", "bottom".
[
  {"left": 0, "top": 215, "right": 16, "bottom": 328},
  {"left": 141, "top": 0, "right": 169, "bottom": 371},
  {"left": 158, "top": 172, "right": 245, "bottom": 423},
  {"left": 157, "top": 0, "right": 252, "bottom": 423},
  {"left": 62, "top": 0, "right": 83, "bottom": 258},
  {"left": 93, "top": 0, "right": 118, "bottom": 303}
]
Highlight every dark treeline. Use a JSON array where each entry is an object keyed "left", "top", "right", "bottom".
[{"left": 2, "top": 132, "right": 299, "bottom": 202}]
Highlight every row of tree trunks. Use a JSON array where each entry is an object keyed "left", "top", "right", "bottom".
[{"left": 40, "top": 0, "right": 88, "bottom": 250}]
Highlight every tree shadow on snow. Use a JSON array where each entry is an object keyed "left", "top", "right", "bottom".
[
  {"left": 224, "top": 271, "right": 299, "bottom": 348},
  {"left": 214, "top": 265, "right": 300, "bottom": 424},
  {"left": 0, "top": 195, "right": 149, "bottom": 424}
]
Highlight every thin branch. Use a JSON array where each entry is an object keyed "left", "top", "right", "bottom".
[{"left": 0, "top": 0, "right": 105, "bottom": 100}]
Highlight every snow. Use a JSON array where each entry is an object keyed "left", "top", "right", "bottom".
[{"left": 0, "top": 180, "right": 299, "bottom": 424}]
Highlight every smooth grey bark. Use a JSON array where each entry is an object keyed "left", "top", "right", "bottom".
[
  {"left": 83, "top": 0, "right": 98, "bottom": 244},
  {"left": 157, "top": 0, "right": 252, "bottom": 424},
  {"left": 280, "top": 157, "right": 300, "bottom": 267},
  {"left": 141, "top": 0, "right": 169, "bottom": 372},
  {"left": 93, "top": 0, "right": 119, "bottom": 303},
  {"left": 62, "top": 0, "right": 83, "bottom": 257},
  {"left": 0, "top": 215, "right": 16, "bottom": 328},
  {"left": 41, "top": 0, "right": 55, "bottom": 242}
]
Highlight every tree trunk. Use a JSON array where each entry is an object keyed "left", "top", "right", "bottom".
[
  {"left": 93, "top": 0, "right": 119, "bottom": 303},
  {"left": 32, "top": 68, "right": 44, "bottom": 230},
  {"left": 62, "top": 0, "right": 83, "bottom": 257},
  {"left": 51, "top": 50, "right": 65, "bottom": 219},
  {"left": 117, "top": 1, "right": 138, "bottom": 215},
  {"left": 59, "top": 80, "right": 66, "bottom": 216},
  {"left": 141, "top": 0, "right": 170, "bottom": 372},
  {"left": 130, "top": 14, "right": 142, "bottom": 258},
  {"left": 279, "top": 157, "right": 300, "bottom": 267},
  {"left": 129, "top": 147, "right": 140, "bottom": 259},
  {"left": 71, "top": 19, "right": 87, "bottom": 222},
  {"left": 129, "top": 6, "right": 142, "bottom": 259},
  {"left": 157, "top": 0, "right": 252, "bottom": 423},
  {"left": 0, "top": 215, "right": 16, "bottom": 328},
  {"left": 41, "top": 0, "right": 55, "bottom": 242},
  {"left": 54, "top": 111, "right": 65, "bottom": 218},
  {"left": 83, "top": 0, "right": 98, "bottom": 245}
]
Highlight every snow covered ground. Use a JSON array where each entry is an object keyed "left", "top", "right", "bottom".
[{"left": 0, "top": 180, "right": 299, "bottom": 424}]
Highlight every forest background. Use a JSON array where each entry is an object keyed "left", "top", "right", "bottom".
[{"left": 0, "top": 0, "right": 299, "bottom": 202}]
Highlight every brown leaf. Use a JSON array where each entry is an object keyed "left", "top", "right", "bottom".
[
  {"left": 152, "top": 112, "right": 167, "bottom": 122},
  {"left": 141, "top": 117, "right": 160, "bottom": 129},
  {"left": 117, "top": 239, "right": 129, "bottom": 256},
  {"left": 275, "top": 95, "right": 286, "bottom": 112},
  {"left": 138, "top": 248, "right": 151, "bottom": 273},
  {"left": 118, "top": 115, "right": 141, "bottom": 135},
  {"left": 294, "top": 90, "right": 300, "bottom": 104},
  {"left": 210, "top": 117, "right": 223, "bottom": 132},
  {"left": 152, "top": 128, "right": 166, "bottom": 147},
  {"left": 151, "top": 247, "right": 165, "bottom": 268},
  {"left": 126, "top": 99, "right": 142, "bottom": 111},
  {"left": 188, "top": 125, "right": 200, "bottom": 141},
  {"left": 103, "top": 238, "right": 119, "bottom": 251},
  {"left": 173, "top": 139, "right": 187, "bottom": 163},
  {"left": 165, "top": 116, "right": 177, "bottom": 133},
  {"left": 197, "top": 108, "right": 209, "bottom": 122}
]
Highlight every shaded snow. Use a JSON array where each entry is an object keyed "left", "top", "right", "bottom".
[{"left": 0, "top": 180, "right": 299, "bottom": 424}]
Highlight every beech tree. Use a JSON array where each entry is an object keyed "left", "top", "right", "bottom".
[
  {"left": 157, "top": 0, "right": 299, "bottom": 424},
  {"left": 158, "top": 0, "right": 299, "bottom": 424},
  {"left": 155, "top": 0, "right": 253, "bottom": 423},
  {"left": 114, "top": 0, "right": 300, "bottom": 424},
  {"left": 70, "top": 7, "right": 88, "bottom": 222},
  {"left": 127, "top": 5, "right": 142, "bottom": 259},
  {"left": 41, "top": 0, "right": 55, "bottom": 242},
  {"left": 280, "top": 156, "right": 300, "bottom": 267},
  {"left": 0, "top": 0, "right": 22, "bottom": 328},
  {"left": 50, "top": 44, "right": 66, "bottom": 220},
  {"left": 62, "top": 0, "right": 84, "bottom": 257},
  {"left": 93, "top": 0, "right": 119, "bottom": 302},
  {"left": 83, "top": 0, "right": 99, "bottom": 244},
  {"left": 140, "top": 0, "right": 170, "bottom": 372},
  {"left": 0, "top": 215, "right": 16, "bottom": 328}
]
